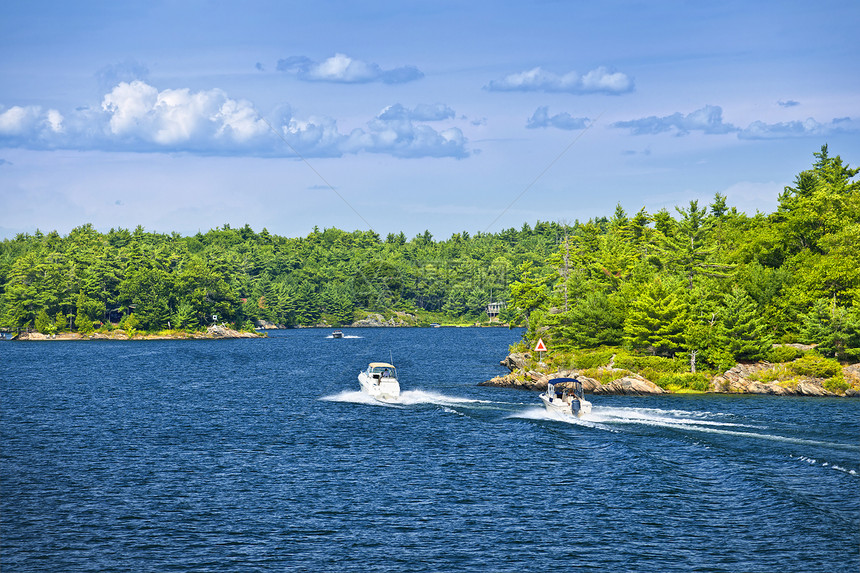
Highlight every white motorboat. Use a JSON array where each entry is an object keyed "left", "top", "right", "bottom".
[
  {"left": 358, "top": 362, "right": 401, "bottom": 400},
  {"left": 539, "top": 377, "right": 592, "bottom": 417},
  {"left": 331, "top": 330, "right": 344, "bottom": 338}
]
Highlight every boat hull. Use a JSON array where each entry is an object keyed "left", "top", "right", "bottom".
[
  {"left": 358, "top": 372, "right": 400, "bottom": 401},
  {"left": 539, "top": 392, "right": 592, "bottom": 417}
]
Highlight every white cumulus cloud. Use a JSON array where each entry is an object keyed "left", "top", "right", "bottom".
[
  {"left": 0, "top": 106, "right": 42, "bottom": 135},
  {"left": 738, "top": 117, "right": 860, "bottom": 139},
  {"left": 2, "top": 82, "right": 468, "bottom": 159},
  {"left": 612, "top": 105, "right": 738, "bottom": 136},
  {"left": 101, "top": 81, "right": 269, "bottom": 149},
  {"left": 612, "top": 104, "right": 859, "bottom": 140},
  {"left": 356, "top": 106, "right": 468, "bottom": 158},
  {"left": 377, "top": 103, "right": 456, "bottom": 122},
  {"left": 102, "top": 80, "right": 158, "bottom": 135},
  {"left": 277, "top": 53, "right": 423, "bottom": 84},
  {"left": 485, "top": 66, "right": 633, "bottom": 94},
  {"left": 0, "top": 105, "right": 65, "bottom": 145},
  {"left": 214, "top": 99, "right": 270, "bottom": 142},
  {"left": 526, "top": 106, "right": 589, "bottom": 130},
  {"left": 283, "top": 116, "right": 346, "bottom": 157}
]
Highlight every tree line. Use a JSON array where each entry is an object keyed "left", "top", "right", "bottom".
[
  {"left": 508, "top": 145, "right": 860, "bottom": 369},
  {"left": 0, "top": 217, "right": 563, "bottom": 333},
  {"left": 2, "top": 145, "right": 857, "bottom": 368}
]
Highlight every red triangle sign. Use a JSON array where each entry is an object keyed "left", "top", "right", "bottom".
[{"left": 534, "top": 338, "right": 547, "bottom": 352}]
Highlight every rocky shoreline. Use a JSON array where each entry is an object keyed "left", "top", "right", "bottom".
[
  {"left": 254, "top": 312, "right": 421, "bottom": 330},
  {"left": 13, "top": 325, "right": 262, "bottom": 341},
  {"left": 481, "top": 352, "right": 860, "bottom": 397}
]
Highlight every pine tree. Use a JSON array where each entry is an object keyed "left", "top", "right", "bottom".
[
  {"left": 655, "top": 200, "right": 734, "bottom": 289},
  {"left": 719, "top": 287, "right": 770, "bottom": 361},
  {"left": 35, "top": 309, "right": 54, "bottom": 334},
  {"left": 75, "top": 292, "right": 95, "bottom": 334},
  {"left": 171, "top": 301, "right": 198, "bottom": 329},
  {"left": 563, "top": 290, "right": 624, "bottom": 348},
  {"left": 623, "top": 278, "right": 688, "bottom": 356},
  {"left": 509, "top": 261, "right": 549, "bottom": 332},
  {"left": 802, "top": 298, "right": 860, "bottom": 359}
]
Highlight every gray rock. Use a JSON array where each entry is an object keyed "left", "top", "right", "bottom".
[{"left": 592, "top": 376, "right": 666, "bottom": 395}]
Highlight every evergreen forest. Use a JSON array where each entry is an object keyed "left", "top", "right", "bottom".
[{"left": 2, "top": 146, "right": 859, "bottom": 374}]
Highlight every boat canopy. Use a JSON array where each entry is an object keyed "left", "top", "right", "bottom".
[
  {"left": 548, "top": 377, "right": 585, "bottom": 398},
  {"left": 369, "top": 362, "right": 395, "bottom": 369}
]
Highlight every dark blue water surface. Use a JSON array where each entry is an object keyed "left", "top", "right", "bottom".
[{"left": 2, "top": 328, "right": 858, "bottom": 572}]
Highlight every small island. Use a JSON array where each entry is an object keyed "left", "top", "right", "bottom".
[
  {"left": 12, "top": 324, "right": 263, "bottom": 341},
  {"left": 479, "top": 146, "right": 860, "bottom": 399},
  {"left": 482, "top": 345, "right": 860, "bottom": 397}
]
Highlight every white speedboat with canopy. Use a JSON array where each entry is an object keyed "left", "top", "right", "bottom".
[
  {"left": 358, "top": 362, "right": 401, "bottom": 401},
  {"left": 539, "top": 377, "right": 592, "bottom": 417}
]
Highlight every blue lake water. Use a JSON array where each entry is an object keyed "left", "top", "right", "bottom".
[{"left": 2, "top": 327, "right": 859, "bottom": 572}]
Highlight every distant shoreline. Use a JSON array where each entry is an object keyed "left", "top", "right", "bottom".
[
  {"left": 10, "top": 325, "right": 262, "bottom": 341},
  {"left": 4, "top": 323, "right": 514, "bottom": 341}
]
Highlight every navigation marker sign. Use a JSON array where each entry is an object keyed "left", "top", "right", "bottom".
[{"left": 535, "top": 338, "right": 547, "bottom": 361}]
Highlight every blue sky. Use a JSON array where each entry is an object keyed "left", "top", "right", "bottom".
[{"left": 1, "top": 0, "right": 858, "bottom": 240}]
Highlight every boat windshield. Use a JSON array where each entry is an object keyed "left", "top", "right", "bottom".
[
  {"left": 369, "top": 365, "right": 397, "bottom": 379},
  {"left": 548, "top": 378, "right": 584, "bottom": 399}
]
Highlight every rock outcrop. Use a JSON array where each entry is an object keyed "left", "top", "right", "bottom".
[
  {"left": 205, "top": 325, "right": 260, "bottom": 338},
  {"left": 591, "top": 375, "right": 666, "bottom": 395},
  {"left": 500, "top": 352, "right": 529, "bottom": 372},
  {"left": 709, "top": 364, "right": 843, "bottom": 396},
  {"left": 484, "top": 352, "right": 858, "bottom": 397},
  {"left": 13, "top": 326, "right": 262, "bottom": 341},
  {"left": 350, "top": 312, "right": 419, "bottom": 327},
  {"left": 480, "top": 364, "right": 665, "bottom": 395}
]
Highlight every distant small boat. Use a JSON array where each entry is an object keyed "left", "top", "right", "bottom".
[
  {"left": 429, "top": 323, "right": 441, "bottom": 328},
  {"left": 331, "top": 330, "right": 344, "bottom": 338},
  {"left": 358, "top": 362, "right": 401, "bottom": 401},
  {"left": 539, "top": 378, "right": 592, "bottom": 417}
]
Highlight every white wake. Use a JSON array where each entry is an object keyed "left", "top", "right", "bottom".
[
  {"left": 320, "top": 389, "right": 496, "bottom": 409},
  {"left": 525, "top": 404, "right": 860, "bottom": 451}
]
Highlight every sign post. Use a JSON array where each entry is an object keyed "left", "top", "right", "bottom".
[{"left": 534, "top": 338, "right": 547, "bottom": 362}]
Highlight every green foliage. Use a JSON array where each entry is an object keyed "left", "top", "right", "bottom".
[
  {"left": 35, "top": 309, "right": 55, "bottom": 334},
  {"left": 1, "top": 145, "right": 857, "bottom": 358},
  {"left": 571, "top": 348, "right": 616, "bottom": 369},
  {"left": 749, "top": 356, "right": 847, "bottom": 394},
  {"left": 119, "top": 313, "right": 139, "bottom": 335},
  {"left": 578, "top": 367, "right": 635, "bottom": 384},
  {"left": 655, "top": 200, "right": 734, "bottom": 288},
  {"left": 508, "top": 261, "right": 550, "bottom": 333},
  {"left": 0, "top": 221, "right": 568, "bottom": 332},
  {"left": 54, "top": 313, "right": 68, "bottom": 333},
  {"left": 558, "top": 291, "right": 625, "bottom": 348},
  {"left": 511, "top": 145, "right": 858, "bottom": 384},
  {"left": 776, "top": 144, "right": 860, "bottom": 256},
  {"left": 822, "top": 375, "right": 849, "bottom": 394},
  {"left": 719, "top": 287, "right": 771, "bottom": 361},
  {"left": 614, "top": 353, "right": 686, "bottom": 374},
  {"left": 766, "top": 345, "right": 803, "bottom": 363},
  {"left": 654, "top": 372, "right": 711, "bottom": 392},
  {"left": 623, "top": 277, "right": 688, "bottom": 357},
  {"left": 801, "top": 299, "right": 860, "bottom": 360},
  {"left": 75, "top": 312, "right": 94, "bottom": 334},
  {"left": 171, "top": 302, "right": 198, "bottom": 330},
  {"left": 788, "top": 354, "right": 842, "bottom": 378},
  {"left": 748, "top": 364, "right": 790, "bottom": 383}
]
